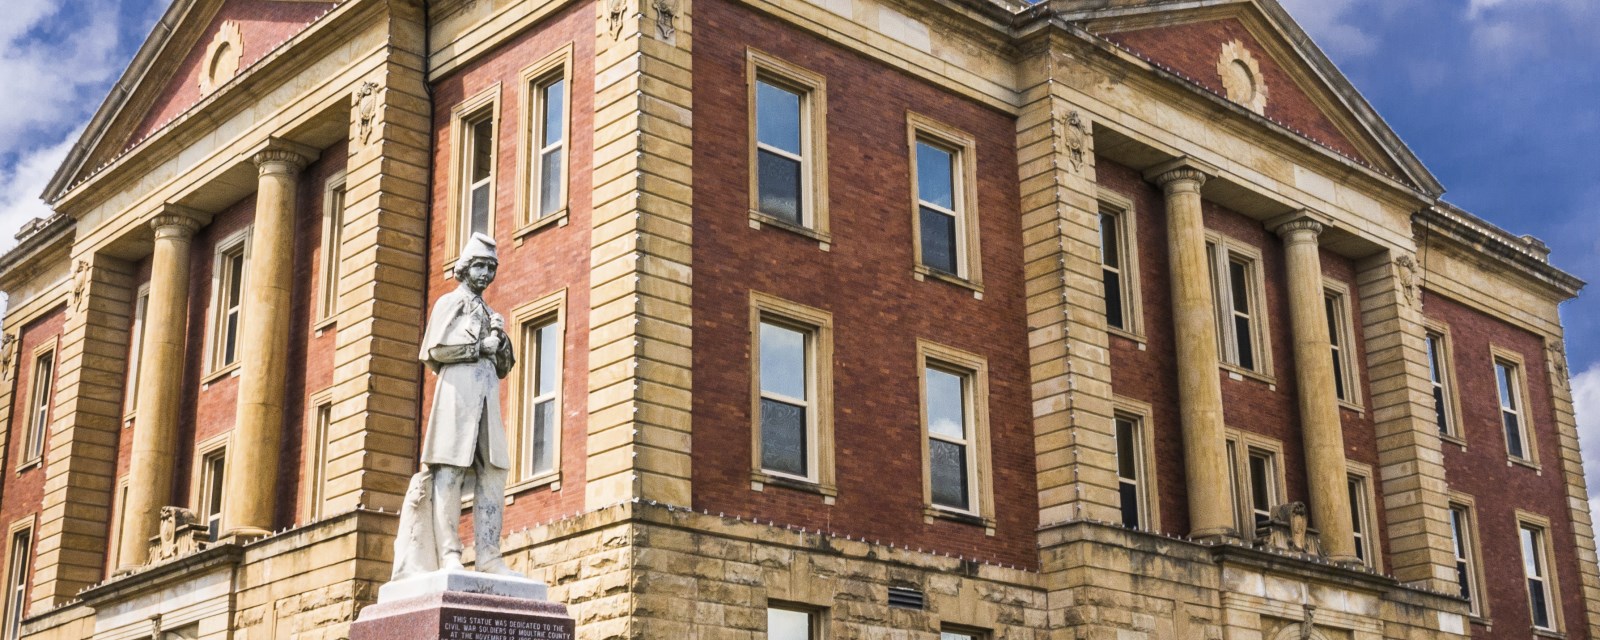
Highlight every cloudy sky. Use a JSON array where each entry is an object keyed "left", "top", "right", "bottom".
[{"left": 0, "top": 1, "right": 1597, "bottom": 498}]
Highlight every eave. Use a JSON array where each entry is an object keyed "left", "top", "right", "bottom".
[{"left": 1415, "top": 204, "right": 1585, "bottom": 301}]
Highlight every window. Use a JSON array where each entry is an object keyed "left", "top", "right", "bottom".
[
  {"left": 125, "top": 285, "right": 150, "bottom": 417},
  {"left": 1246, "top": 450, "right": 1277, "bottom": 529},
  {"left": 1425, "top": 326, "right": 1460, "bottom": 438},
  {"left": 108, "top": 480, "right": 130, "bottom": 571},
  {"left": 3, "top": 526, "right": 30, "bottom": 640},
  {"left": 20, "top": 348, "right": 55, "bottom": 464},
  {"left": 520, "top": 316, "right": 561, "bottom": 481},
  {"left": 207, "top": 230, "right": 249, "bottom": 372},
  {"left": 449, "top": 86, "right": 500, "bottom": 253},
  {"left": 317, "top": 174, "right": 347, "bottom": 321},
  {"left": 1495, "top": 356, "right": 1533, "bottom": 461},
  {"left": 1448, "top": 500, "right": 1485, "bottom": 616},
  {"left": 908, "top": 113, "right": 980, "bottom": 284},
  {"left": 306, "top": 397, "right": 333, "bottom": 521},
  {"left": 1346, "top": 470, "right": 1376, "bottom": 567},
  {"left": 749, "top": 293, "right": 835, "bottom": 496},
  {"left": 1098, "top": 190, "right": 1142, "bottom": 335},
  {"left": 1520, "top": 520, "right": 1557, "bottom": 631},
  {"left": 1324, "top": 285, "right": 1359, "bottom": 404},
  {"left": 940, "top": 628, "right": 986, "bottom": 640},
  {"left": 767, "top": 607, "right": 814, "bottom": 640},
  {"left": 1114, "top": 412, "right": 1152, "bottom": 530},
  {"left": 1208, "top": 237, "right": 1268, "bottom": 374},
  {"left": 918, "top": 341, "right": 993, "bottom": 525},
  {"left": 198, "top": 449, "right": 226, "bottom": 541},
  {"left": 1226, "top": 431, "right": 1284, "bottom": 538},
  {"left": 747, "top": 51, "right": 828, "bottom": 235},
  {"left": 519, "top": 47, "right": 572, "bottom": 226}
]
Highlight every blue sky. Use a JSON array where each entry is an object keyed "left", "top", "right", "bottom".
[{"left": 0, "top": 1, "right": 1597, "bottom": 492}]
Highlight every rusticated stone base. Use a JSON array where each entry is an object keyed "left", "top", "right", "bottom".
[{"left": 350, "top": 590, "right": 573, "bottom": 640}]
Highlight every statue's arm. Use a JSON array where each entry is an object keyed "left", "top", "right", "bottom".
[{"left": 428, "top": 344, "right": 479, "bottom": 364}]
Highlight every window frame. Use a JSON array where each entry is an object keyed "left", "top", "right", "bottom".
[
  {"left": 1225, "top": 429, "right": 1286, "bottom": 541},
  {"left": 191, "top": 433, "right": 230, "bottom": 542},
  {"left": 1323, "top": 280, "right": 1362, "bottom": 409},
  {"left": 303, "top": 389, "right": 334, "bottom": 522},
  {"left": 1098, "top": 189, "right": 1144, "bottom": 339},
  {"left": 17, "top": 341, "right": 57, "bottom": 468},
  {"left": 508, "top": 290, "right": 567, "bottom": 491},
  {"left": 1448, "top": 493, "right": 1488, "bottom": 620},
  {"left": 124, "top": 284, "right": 151, "bottom": 421},
  {"left": 446, "top": 84, "right": 502, "bottom": 261},
  {"left": 1111, "top": 396, "right": 1160, "bottom": 531},
  {"left": 939, "top": 625, "right": 989, "bottom": 640},
  {"left": 917, "top": 340, "right": 994, "bottom": 531},
  {"left": 3, "top": 519, "right": 33, "bottom": 640},
  {"left": 1491, "top": 346, "right": 1539, "bottom": 466},
  {"left": 204, "top": 226, "right": 251, "bottom": 377},
  {"left": 748, "top": 292, "right": 835, "bottom": 500},
  {"left": 746, "top": 49, "right": 830, "bottom": 244},
  {"left": 107, "top": 478, "right": 130, "bottom": 573},
  {"left": 1424, "top": 320, "right": 1465, "bottom": 443},
  {"left": 907, "top": 112, "right": 982, "bottom": 289},
  {"left": 766, "top": 604, "right": 819, "bottom": 640},
  {"left": 1516, "top": 511, "right": 1563, "bottom": 633},
  {"left": 1345, "top": 462, "right": 1381, "bottom": 570},
  {"left": 516, "top": 45, "right": 574, "bottom": 234},
  {"left": 1206, "top": 233, "right": 1272, "bottom": 379},
  {"left": 315, "top": 171, "right": 348, "bottom": 325}
]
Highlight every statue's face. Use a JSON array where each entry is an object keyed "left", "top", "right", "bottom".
[{"left": 462, "top": 258, "right": 497, "bottom": 293}]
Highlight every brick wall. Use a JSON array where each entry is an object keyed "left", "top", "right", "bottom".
[
  {"left": 689, "top": 0, "right": 1036, "bottom": 568},
  {"left": 1426, "top": 289, "right": 1585, "bottom": 638},
  {"left": 0, "top": 305, "right": 67, "bottom": 606},
  {"left": 424, "top": 1, "right": 596, "bottom": 533}
]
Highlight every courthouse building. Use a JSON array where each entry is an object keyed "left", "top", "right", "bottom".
[{"left": 0, "top": 0, "right": 1595, "bottom": 637}]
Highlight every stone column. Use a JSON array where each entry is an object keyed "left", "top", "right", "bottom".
[
  {"left": 224, "top": 140, "right": 311, "bottom": 538},
  {"left": 118, "top": 210, "right": 202, "bottom": 572},
  {"left": 1146, "top": 158, "right": 1235, "bottom": 540},
  {"left": 1276, "top": 217, "right": 1356, "bottom": 562}
]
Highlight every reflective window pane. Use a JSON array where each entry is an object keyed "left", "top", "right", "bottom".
[
  {"left": 541, "top": 79, "right": 565, "bottom": 147},
  {"left": 926, "top": 368, "right": 965, "bottom": 439},
  {"left": 920, "top": 207, "right": 957, "bottom": 274},
  {"left": 532, "top": 398, "right": 556, "bottom": 474},
  {"left": 539, "top": 148, "right": 563, "bottom": 216},
  {"left": 471, "top": 119, "right": 493, "bottom": 182},
  {"left": 537, "top": 323, "right": 560, "bottom": 396},
  {"left": 768, "top": 608, "right": 811, "bottom": 640},
  {"left": 759, "top": 322, "right": 806, "bottom": 399},
  {"left": 756, "top": 81, "right": 803, "bottom": 155},
  {"left": 1099, "top": 213, "right": 1120, "bottom": 268},
  {"left": 916, "top": 142, "right": 954, "bottom": 209}
]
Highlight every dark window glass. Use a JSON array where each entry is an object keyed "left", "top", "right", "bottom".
[
  {"left": 920, "top": 207, "right": 957, "bottom": 274},
  {"left": 1249, "top": 453, "right": 1270, "bottom": 526},
  {"left": 760, "top": 398, "right": 807, "bottom": 477},
  {"left": 1234, "top": 316, "right": 1254, "bottom": 370},
  {"left": 929, "top": 439, "right": 969, "bottom": 510},
  {"left": 757, "top": 150, "right": 802, "bottom": 224}
]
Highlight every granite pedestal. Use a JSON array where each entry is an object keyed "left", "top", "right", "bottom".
[{"left": 350, "top": 570, "right": 573, "bottom": 640}]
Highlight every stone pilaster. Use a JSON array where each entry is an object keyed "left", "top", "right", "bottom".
[
  {"left": 1354, "top": 251, "right": 1457, "bottom": 591},
  {"left": 1275, "top": 217, "right": 1355, "bottom": 562},
  {"left": 1542, "top": 334, "right": 1600, "bottom": 638},
  {"left": 31, "top": 252, "right": 137, "bottom": 609},
  {"left": 225, "top": 140, "right": 313, "bottom": 539},
  {"left": 1146, "top": 158, "right": 1235, "bottom": 541},
  {"left": 584, "top": 0, "right": 695, "bottom": 510},
  {"left": 323, "top": 0, "right": 431, "bottom": 515},
  {"left": 1015, "top": 39, "right": 1121, "bottom": 528}
]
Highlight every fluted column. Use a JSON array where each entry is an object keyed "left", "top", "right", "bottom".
[
  {"left": 1277, "top": 217, "right": 1357, "bottom": 562},
  {"left": 118, "top": 209, "right": 202, "bottom": 572},
  {"left": 1146, "top": 159, "right": 1235, "bottom": 540},
  {"left": 224, "top": 140, "right": 311, "bottom": 538}
]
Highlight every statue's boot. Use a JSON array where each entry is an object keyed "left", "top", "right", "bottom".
[{"left": 473, "top": 463, "right": 525, "bottom": 577}]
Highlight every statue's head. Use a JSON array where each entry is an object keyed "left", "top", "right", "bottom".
[{"left": 454, "top": 233, "right": 500, "bottom": 293}]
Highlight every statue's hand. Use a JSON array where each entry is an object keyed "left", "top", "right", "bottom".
[
  {"left": 490, "top": 313, "right": 506, "bottom": 332},
  {"left": 480, "top": 334, "right": 502, "bottom": 354}
]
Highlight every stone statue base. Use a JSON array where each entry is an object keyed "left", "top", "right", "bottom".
[{"left": 350, "top": 570, "right": 572, "bottom": 640}]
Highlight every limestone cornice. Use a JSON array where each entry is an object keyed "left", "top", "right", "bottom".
[
  {"left": 0, "top": 214, "right": 74, "bottom": 289},
  {"left": 1416, "top": 204, "right": 1584, "bottom": 301}
]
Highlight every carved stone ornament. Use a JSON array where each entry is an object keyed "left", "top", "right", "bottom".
[
  {"left": 1218, "top": 40, "right": 1268, "bottom": 115},
  {"left": 146, "top": 506, "right": 209, "bottom": 564},
  {"left": 1548, "top": 338, "right": 1569, "bottom": 384},
  {"left": 199, "top": 21, "right": 243, "bottom": 95},
  {"left": 1394, "top": 255, "right": 1419, "bottom": 305},
  {"left": 69, "top": 260, "right": 90, "bottom": 315},
  {"left": 0, "top": 334, "right": 15, "bottom": 381},
  {"left": 1061, "top": 110, "right": 1089, "bottom": 173},
  {"left": 606, "top": 0, "right": 628, "bottom": 41},
  {"left": 1256, "top": 501, "right": 1323, "bottom": 557},
  {"left": 354, "top": 81, "right": 381, "bottom": 145},
  {"left": 652, "top": 0, "right": 678, "bottom": 40}
]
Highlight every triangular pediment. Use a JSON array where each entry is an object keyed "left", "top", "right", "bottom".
[
  {"left": 1071, "top": 0, "right": 1441, "bottom": 195},
  {"left": 44, "top": 0, "right": 337, "bottom": 203}
]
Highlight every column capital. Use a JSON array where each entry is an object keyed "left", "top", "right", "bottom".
[
  {"left": 149, "top": 204, "right": 206, "bottom": 237},
  {"left": 249, "top": 138, "right": 317, "bottom": 175},
  {"left": 1144, "top": 156, "right": 1219, "bottom": 191},
  {"left": 1267, "top": 209, "right": 1334, "bottom": 242}
]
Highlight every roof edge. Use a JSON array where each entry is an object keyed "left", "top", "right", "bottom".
[{"left": 1416, "top": 203, "right": 1585, "bottom": 300}]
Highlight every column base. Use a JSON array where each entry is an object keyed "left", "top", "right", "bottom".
[
  {"left": 1189, "top": 527, "right": 1240, "bottom": 544},
  {"left": 352, "top": 570, "right": 571, "bottom": 640}
]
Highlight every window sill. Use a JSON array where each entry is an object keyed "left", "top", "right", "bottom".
[
  {"left": 1336, "top": 399, "right": 1364, "bottom": 415},
  {"left": 14, "top": 458, "right": 41, "bottom": 474},
  {"left": 751, "top": 471, "right": 837, "bottom": 504},
  {"left": 1508, "top": 457, "right": 1542, "bottom": 473},
  {"left": 506, "top": 473, "right": 561, "bottom": 503},
  {"left": 1219, "top": 363, "right": 1275, "bottom": 387},
  {"left": 201, "top": 362, "right": 241, "bottom": 386},
  {"left": 1469, "top": 616, "right": 1491, "bottom": 629},
  {"left": 913, "top": 266, "right": 984, "bottom": 299},
  {"left": 922, "top": 505, "right": 995, "bottom": 535},
  {"left": 514, "top": 211, "right": 569, "bottom": 244},
  {"left": 1106, "top": 326, "right": 1148, "bottom": 349},
  {"left": 313, "top": 316, "right": 338, "bottom": 335},
  {"left": 1532, "top": 628, "right": 1565, "bottom": 639},
  {"left": 748, "top": 211, "right": 832, "bottom": 249},
  {"left": 1441, "top": 433, "right": 1468, "bottom": 449}
]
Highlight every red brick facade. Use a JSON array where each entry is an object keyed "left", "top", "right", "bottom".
[{"left": 0, "top": 306, "right": 66, "bottom": 605}]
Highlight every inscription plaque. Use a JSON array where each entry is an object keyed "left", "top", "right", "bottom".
[{"left": 441, "top": 611, "right": 575, "bottom": 640}]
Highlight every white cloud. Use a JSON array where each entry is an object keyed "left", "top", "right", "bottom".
[
  {"left": 1572, "top": 364, "right": 1600, "bottom": 500},
  {"left": 1277, "top": 0, "right": 1378, "bottom": 58},
  {"left": 0, "top": 135, "right": 73, "bottom": 252}
]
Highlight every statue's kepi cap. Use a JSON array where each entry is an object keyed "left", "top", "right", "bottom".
[{"left": 460, "top": 232, "right": 498, "bottom": 263}]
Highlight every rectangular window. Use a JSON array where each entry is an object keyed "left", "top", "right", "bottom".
[
  {"left": 1247, "top": 449, "right": 1276, "bottom": 529},
  {"left": 449, "top": 87, "right": 500, "bottom": 253},
  {"left": 1497, "top": 359, "right": 1531, "bottom": 460},
  {"left": 1114, "top": 414, "right": 1149, "bottom": 529},
  {"left": 317, "top": 177, "right": 347, "bottom": 321},
  {"left": 1426, "top": 329, "right": 1457, "bottom": 437},
  {"left": 199, "top": 450, "right": 226, "bottom": 542},
  {"left": 918, "top": 341, "right": 992, "bottom": 524},
  {"left": 1325, "top": 287, "right": 1359, "bottom": 404},
  {"left": 1347, "top": 473, "right": 1372, "bottom": 566},
  {"left": 908, "top": 114, "right": 980, "bottom": 284},
  {"left": 940, "top": 629, "right": 985, "bottom": 640},
  {"left": 532, "top": 74, "right": 566, "bottom": 220},
  {"left": 750, "top": 293, "right": 834, "bottom": 494},
  {"left": 209, "top": 235, "right": 248, "bottom": 372},
  {"left": 1227, "top": 431, "right": 1284, "bottom": 539},
  {"left": 1100, "top": 209, "right": 1130, "bottom": 332},
  {"left": 108, "top": 480, "right": 130, "bottom": 571},
  {"left": 748, "top": 51, "right": 827, "bottom": 234},
  {"left": 1449, "top": 502, "right": 1484, "bottom": 616},
  {"left": 125, "top": 286, "right": 150, "bottom": 417},
  {"left": 307, "top": 401, "right": 332, "bottom": 521},
  {"left": 1521, "top": 522, "right": 1556, "bottom": 630},
  {"left": 520, "top": 317, "right": 561, "bottom": 481},
  {"left": 767, "top": 607, "right": 814, "bottom": 640},
  {"left": 21, "top": 349, "right": 54, "bottom": 463},
  {"left": 4, "top": 528, "right": 30, "bottom": 640},
  {"left": 1208, "top": 239, "right": 1267, "bottom": 373},
  {"left": 465, "top": 116, "right": 494, "bottom": 237}
]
